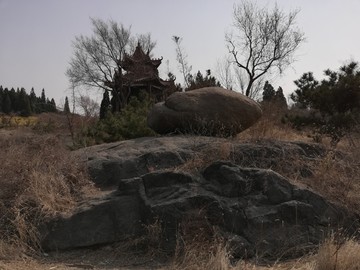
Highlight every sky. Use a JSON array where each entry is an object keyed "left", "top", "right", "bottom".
[{"left": 1, "top": 0, "right": 360, "bottom": 108}]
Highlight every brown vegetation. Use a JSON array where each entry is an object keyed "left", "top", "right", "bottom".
[
  {"left": 0, "top": 126, "right": 96, "bottom": 259},
  {"left": 1, "top": 111, "right": 360, "bottom": 269}
]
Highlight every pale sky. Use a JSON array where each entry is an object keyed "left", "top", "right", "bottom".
[{"left": 1, "top": 0, "right": 360, "bottom": 107}]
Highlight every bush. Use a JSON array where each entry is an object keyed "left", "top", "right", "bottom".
[
  {"left": 289, "top": 62, "right": 360, "bottom": 146},
  {"left": 284, "top": 108, "right": 358, "bottom": 146},
  {"left": 78, "top": 92, "right": 156, "bottom": 146}
]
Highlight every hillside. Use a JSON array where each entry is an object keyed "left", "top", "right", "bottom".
[{"left": 0, "top": 113, "right": 360, "bottom": 270}]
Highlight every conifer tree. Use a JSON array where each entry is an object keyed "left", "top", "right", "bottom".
[
  {"left": 41, "top": 89, "right": 46, "bottom": 103},
  {"left": 275, "top": 86, "right": 287, "bottom": 108},
  {"left": 50, "top": 98, "right": 57, "bottom": 112},
  {"left": 3, "top": 92, "right": 12, "bottom": 114},
  {"left": 64, "top": 96, "right": 70, "bottom": 113},
  {"left": 100, "top": 89, "right": 111, "bottom": 119},
  {"left": 19, "top": 88, "right": 32, "bottom": 116},
  {"left": 262, "top": 81, "right": 275, "bottom": 101},
  {"left": 29, "top": 87, "right": 37, "bottom": 112},
  {"left": 9, "top": 88, "right": 17, "bottom": 112}
]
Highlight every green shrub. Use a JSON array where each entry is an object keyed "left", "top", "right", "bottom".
[{"left": 77, "top": 92, "right": 156, "bottom": 146}]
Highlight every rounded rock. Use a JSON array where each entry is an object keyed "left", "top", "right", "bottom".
[{"left": 147, "top": 87, "right": 262, "bottom": 137}]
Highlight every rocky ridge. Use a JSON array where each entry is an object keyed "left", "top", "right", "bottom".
[{"left": 40, "top": 136, "right": 358, "bottom": 261}]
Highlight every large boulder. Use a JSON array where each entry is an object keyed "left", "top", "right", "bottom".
[{"left": 147, "top": 87, "right": 262, "bottom": 137}]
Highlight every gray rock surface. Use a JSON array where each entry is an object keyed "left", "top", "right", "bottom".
[
  {"left": 77, "top": 136, "right": 327, "bottom": 188},
  {"left": 147, "top": 87, "right": 262, "bottom": 136},
  {"left": 40, "top": 137, "right": 358, "bottom": 260}
]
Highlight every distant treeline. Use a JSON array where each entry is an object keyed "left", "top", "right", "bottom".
[{"left": 0, "top": 86, "right": 57, "bottom": 116}]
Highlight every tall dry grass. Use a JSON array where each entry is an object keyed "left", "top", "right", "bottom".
[
  {"left": 314, "top": 236, "right": 360, "bottom": 270},
  {"left": 238, "top": 103, "right": 307, "bottom": 142},
  {"left": 0, "top": 129, "right": 95, "bottom": 258}
]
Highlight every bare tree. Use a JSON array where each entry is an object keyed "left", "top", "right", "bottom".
[
  {"left": 77, "top": 95, "right": 100, "bottom": 118},
  {"left": 66, "top": 18, "right": 155, "bottom": 112},
  {"left": 172, "top": 36, "right": 192, "bottom": 90},
  {"left": 130, "top": 33, "right": 156, "bottom": 56},
  {"left": 226, "top": 1, "right": 305, "bottom": 97},
  {"left": 215, "top": 56, "right": 234, "bottom": 90},
  {"left": 215, "top": 56, "right": 263, "bottom": 99}
]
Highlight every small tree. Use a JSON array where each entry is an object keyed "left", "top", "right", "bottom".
[
  {"left": 19, "top": 88, "right": 32, "bottom": 116},
  {"left": 41, "top": 89, "right": 46, "bottom": 103},
  {"left": 64, "top": 96, "right": 70, "bottom": 113},
  {"left": 99, "top": 89, "right": 111, "bottom": 119},
  {"left": 290, "top": 72, "right": 319, "bottom": 109},
  {"left": 275, "top": 86, "right": 287, "bottom": 108},
  {"left": 3, "top": 92, "right": 12, "bottom": 114},
  {"left": 262, "top": 81, "right": 275, "bottom": 102},
  {"left": 226, "top": 1, "right": 305, "bottom": 98},
  {"left": 172, "top": 36, "right": 192, "bottom": 90},
  {"left": 186, "top": 70, "right": 221, "bottom": 91},
  {"left": 77, "top": 95, "right": 99, "bottom": 117},
  {"left": 29, "top": 87, "right": 37, "bottom": 112}
]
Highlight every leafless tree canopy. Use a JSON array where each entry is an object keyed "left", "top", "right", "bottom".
[
  {"left": 77, "top": 95, "right": 100, "bottom": 117},
  {"left": 215, "top": 56, "right": 264, "bottom": 99},
  {"left": 226, "top": 1, "right": 305, "bottom": 97},
  {"left": 66, "top": 18, "right": 156, "bottom": 109},
  {"left": 66, "top": 18, "right": 131, "bottom": 91},
  {"left": 130, "top": 33, "right": 156, "bottom": 57},
  {"left": 172, "top": 36, "right": 192, "bottom": 90}
]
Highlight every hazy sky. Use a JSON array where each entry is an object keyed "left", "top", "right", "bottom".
[{"left": 1, "top": 0, "right": 360, "bottom": 107}]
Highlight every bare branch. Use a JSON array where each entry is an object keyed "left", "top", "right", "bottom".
[
  {"left": 172, "top": 36, "right": 192, "bottom": 90},
  {"left": 226, "top": 0, "right": 305, "bottom": 97},
  {"left": 66, "top": 18, "right": 156, "bottom": 112}
]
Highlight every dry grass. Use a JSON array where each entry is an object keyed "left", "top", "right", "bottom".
[
  {"left": 314, "top": 236, "right": 360, "bottom": 270},
  {"left": 1, "top": 109, "right": 360, "bottom": 269},
  {"left": 0, "top": 115, "right": 38, "bottom": 128},
  {"left": 174, "top": 140, "right": 233, "bottom": 173},
  {"left": 238, "top": 103, "right": 308, "bottom": 143},
  {"left": 0, "top": 128, "right": 96, "bottom": 258},
  {"left": 166, "top": 234, "right": 360, "bottom": 270}
]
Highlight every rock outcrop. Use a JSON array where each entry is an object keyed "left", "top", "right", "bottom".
[
  {"left": 78, "top": 136, "right": 326, "bottom": 188},
  {"left": 147, "top": 87, "right": 262, "bottom": 137},
  {"left": 40, "top": 137, "right": 358, "bottom": 261}
]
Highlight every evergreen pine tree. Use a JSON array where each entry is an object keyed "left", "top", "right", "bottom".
[
  {"left": 41, "top": 88, "right": 46, "bottom": 103},
  {"left": 9, "top": 88, "right": 17, "bottom": 112},
  {"left": 3, "top": 92, "right": 12, "bottom": 114},
  {"left": 262, "top": 81, "right": 276, "bottom": 102},
  {"left": 100, "top": 89, "right": 111, "bottom": 119},
  {"left": 64, "top": 96, "right": 70, "bottom": 113},
  {"left": 19, "top": 88, "right": 32, "bottom": 116},
  {"left": 29, "top": 87, "right": 37, "bottom": 112},
  {"left": 275, "top": 87, "right": 287, "bottom": 108},
  {"left": 50, "top": 98, "right": 57, "bottom": 112}
]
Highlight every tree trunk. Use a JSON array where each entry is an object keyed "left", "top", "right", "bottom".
[{"left": 245, "top": 79, "right": 254, "bottom": 97}]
